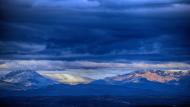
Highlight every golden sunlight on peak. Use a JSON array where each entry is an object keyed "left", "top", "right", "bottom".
[
  {"left": 41, "top": 73, "right": 92, "bottom": 85},
  {"left": 135, "top": 72, "right": 177, "bottom": 83},
  {"left": 0, "top": 63, "right": 8, "bottom": 69}
]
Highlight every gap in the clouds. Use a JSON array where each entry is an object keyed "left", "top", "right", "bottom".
[{"left": 0, "top": 59, "right": 190, "bottom": 81}]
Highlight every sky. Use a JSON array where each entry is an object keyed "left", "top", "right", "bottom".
[{"left": 0, "top": 0, "right": 190, "bottom": 79}]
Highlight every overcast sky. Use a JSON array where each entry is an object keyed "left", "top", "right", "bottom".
[
  {"left": 0, "top": 0, "right": 190, "bottom": 62},
  {"left": 0, "top": 0, "right": 190, "bottom": 80}
]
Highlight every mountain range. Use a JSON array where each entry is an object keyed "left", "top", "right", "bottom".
[
  {"left": 0, "top": 70, "right": 57, "bottom": 90},
  {"left": 0, "top": 70, "right": 189, "bottom": 96},
  {"left": 105, "top": 70, "right": 190, "bottom": 84}
]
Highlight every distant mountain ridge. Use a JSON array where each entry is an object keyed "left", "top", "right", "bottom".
[
  {"left": 0, "top": 70, "right": 57, "bottom": 89},
  {"left": 105, "top": 70, "right": 190, "bottom": 84},
  {"left": 0, "top": 69, "right": 189, "bottom": 96}
]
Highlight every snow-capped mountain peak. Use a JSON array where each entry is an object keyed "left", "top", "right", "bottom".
[
  {"left": 0, "top": 70, "right": 57, "bottom": 88},
  {"left": 105, "top": 70, "right": 190, "bottom": 84}
]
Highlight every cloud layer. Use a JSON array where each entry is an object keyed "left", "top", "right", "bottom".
[
  {"left": 0, "top": 60, "right": 190, "bottom": 79},
  {"left": 0, "top": 60, "right": 190, "bottom": 71},
  {"left": 3, "top": 0, "right": 190, "bottom": 9},
  {"left": 0, "top": 0, "right": 190, "bottom": 61}
]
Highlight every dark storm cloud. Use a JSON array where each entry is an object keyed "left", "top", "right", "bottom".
[
  {"left": 1, "top": 0, "right": 190, "bottom": 10},
  {"left": 0, "top": 0, "right": 190, "bottom": 61}
]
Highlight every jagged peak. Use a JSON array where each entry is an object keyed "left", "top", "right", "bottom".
[
  {"left": 106, "top": 70, "right": 190, "bottom": 84},
  {"left": 0, "top": 69, "right": 57, "bottom": 88},
  {"left": 1, "top": 70, "right": 40, "bottom": 80}
]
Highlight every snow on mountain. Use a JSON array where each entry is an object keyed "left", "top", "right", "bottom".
[
  {"left": 0, "top": 69, "right": 189, "bottom": 92},
  {"left": 0, "top": 70, "right": 57, "bottom": 88},
  {"left": 0, "top": 80, "right": 27, "bottom": 90},
  {"left": 105, "top": 70, "right": 190, "bottom": 84}
]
